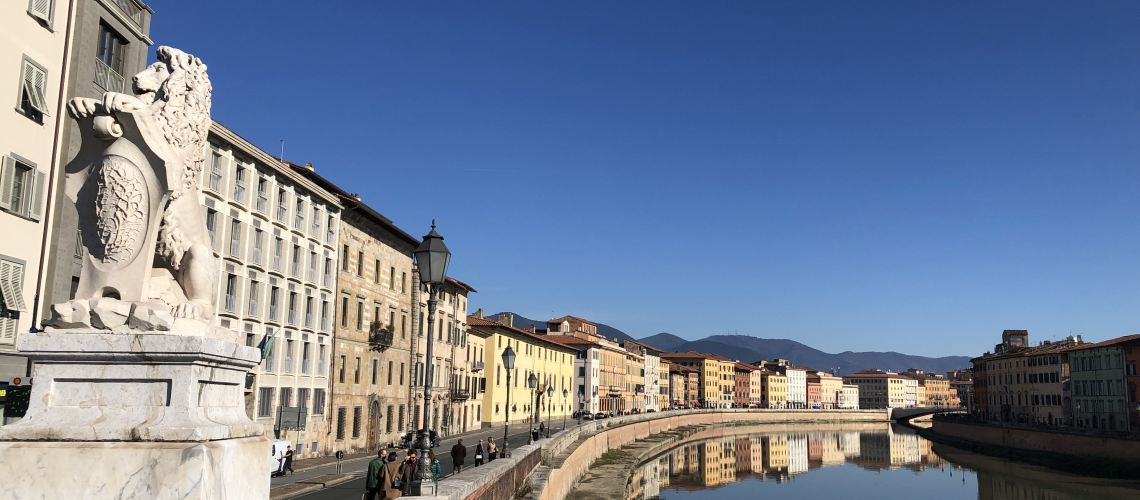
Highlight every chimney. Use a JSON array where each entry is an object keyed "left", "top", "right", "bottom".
[
  {"left": 529, "top": 324, "right": 536, "bottom": 333},
  {"left": 474, "top": 308, "right": 484, "bottom": 319},
  {"left": 304, "top": 162, "right": 314, "bottom": 171}
]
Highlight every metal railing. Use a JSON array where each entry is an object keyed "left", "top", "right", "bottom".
[
  {"left": 452, "top": 389, "right": 470, "bottom": 401},
  {"left": 471, "top": 361, "right": 485, "bottom": 372},
  {"left": 94, "top": 59, "right": 124, "bottom": 92}
]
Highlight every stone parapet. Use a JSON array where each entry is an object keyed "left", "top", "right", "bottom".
[{"left": 931, "top": 418, "right": 1140, "bottom": 462}]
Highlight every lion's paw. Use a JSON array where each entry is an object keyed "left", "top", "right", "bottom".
[{"left": 172, "top": 300, "right": 209, "bottom": 319}]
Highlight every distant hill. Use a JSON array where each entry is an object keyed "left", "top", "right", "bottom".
[
  {"left": 640, "top": 334, "right": 969, "bottom": 375},
  {"left": 638, "top": 333, "right": 690, "bottom": 352},
  {"left": 596, "top": 323, "right": 636, "bottom": 343}
]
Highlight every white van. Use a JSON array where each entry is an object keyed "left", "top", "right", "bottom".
[{"left": 270, "top": 439, "right": 292, "bottom": 476}]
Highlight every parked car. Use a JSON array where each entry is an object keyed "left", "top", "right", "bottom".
[{"left": 595, "top": 412, "right": 607, "bottom": 419}]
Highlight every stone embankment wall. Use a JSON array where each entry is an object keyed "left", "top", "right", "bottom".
[
  {"left": 931, "top": 419, "right": 1140, "bottom": 462},
  {"left": 536, "top": 409, "right": 888, "bottom": 500},
  {"left": 402, "top": 409, "right": 888, "bottom": 500}
]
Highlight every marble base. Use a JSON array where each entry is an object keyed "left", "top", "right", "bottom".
[
  {"left": 0, "top": 435, "right": 270, "bottom": 499},
  {"left": 0, "top": 331, "right": 262, "bottom": 441}
]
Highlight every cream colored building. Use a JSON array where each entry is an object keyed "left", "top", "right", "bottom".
[
  {"left": 843, "top": 370, "right": 906, "bottom": 409},
  {"left": 409, "top": 276, "right": 475, "bottom": 436},
  {"left": 839, "top": 384, "right": 859, "bottom": 409}
]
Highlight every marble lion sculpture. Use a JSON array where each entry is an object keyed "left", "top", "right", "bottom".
[{"left": 66, "top": 46, "right": 215, "bottom": 320}]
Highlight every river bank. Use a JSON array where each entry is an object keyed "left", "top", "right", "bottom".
[{"left": 907, "top": 417, "right": 1140, "bottom": 479}]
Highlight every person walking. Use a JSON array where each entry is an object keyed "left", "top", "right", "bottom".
[
  {"left": 450, "top": 439, "right": 467, "bottom": 474},
  {"left": 473, "top": 440, "right": 485, "bottom": 466},
  {"left": 487, "top": 437, "right": 498, "bottom": 461},
  {"left": 380, "top": 452, "right": 403, "bottom": 499},
  {"left": 429, "top": 450, "right": 442, "bottom": 481},
  {"left": 282, "top": 445, "right": 295, "bottom": 476},
  {"left": 400, "top": 449, "right": 417, "bottom": 496},
  {"left": 365, "top": 450, "right": 386, "bottom": 500},
  {"left": 538, "top": 422, "right": 545, "bottom": 437}
]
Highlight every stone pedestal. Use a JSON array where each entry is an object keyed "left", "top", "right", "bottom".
[{"left": 0, "top": 331, "right": 269, "bottom": 499}]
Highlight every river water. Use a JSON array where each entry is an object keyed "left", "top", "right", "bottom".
[{"left": 628, "top": 423, "right": 1140, "bottom": 500}]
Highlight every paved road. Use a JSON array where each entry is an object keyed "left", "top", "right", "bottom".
[{"left": 285, "top": 421, "right": 580, "bottom": 499}]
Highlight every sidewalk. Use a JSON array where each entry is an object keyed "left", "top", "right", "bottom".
[{"left": 270, "top": 423, "right": 561, "bottom": 492}]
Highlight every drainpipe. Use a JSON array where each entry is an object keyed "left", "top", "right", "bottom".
[{"left": 30, "top": 0, "right": 79, "bottom": 340}]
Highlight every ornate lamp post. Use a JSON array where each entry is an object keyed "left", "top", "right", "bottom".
[
  {"left": 527, "top": 373, "right": 538, "bottom": 444},
  {"left": 562, "top": 388, "right": 569, "bottom": 430},
  {"left": 501, "top": 345, "right": 516, "bottom": 458},
  {"left": 410, "top": 221, "right": 451, "bottom": 496},
  {"left": 546, "top": 386, "right": 554, "bottom": 437}
]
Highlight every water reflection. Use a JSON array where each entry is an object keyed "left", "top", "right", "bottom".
[{"left": 628, "top": 423, "right": 1140, "bottom": 500}]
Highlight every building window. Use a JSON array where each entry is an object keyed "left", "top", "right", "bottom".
[
  {"left": 269, "top": 286, "right": 280, "bottom": 321},
  {"left": 336, "top": 407, "right": 347, "bottom": 440},
  {"left": 287, "top": 292, "right": 297, "bottom": 325},
  {"left": 342, "top": 245, "right": 349, "bottom": 271},
  {"left": 326, "top": 215, "right": 336, "bottom": 244},
  {"left": 308, "top": 251, "right": 318, "bottom": 282},
  {"left": 0, "top": 156, "right": 44, "bottom": 220},
  {"left": 208, "top": 150, "right": 223, "bottom": 192},
  {"left": 357, "top": 251, "right": 364, "bottom": 277},
  {"left": 291, "top": 245, "right": 301, "bottom": 277},
  {"left": 252, "top": 229, "right": 264, "bottom": 265},
  {"left": 312, "top": 207, "right": 321, "bottom": 238},
  {"left": 338, "top": 355, "right": 346, "bottom": 383},
  {"left": 354, "top": 357, "right": 361, "bottom": 384},
  {"left": 388, "top": 361, "right": 394, "bottom": 385},
  {"left": 273, "top": 237, "right": 283, "bottom": 271},
  {"left": 205, "top": 209, "right": 218, "bottom": 249},
  {"left": 233, "top": 162, "right": 247, "bottom": 203},
  {"left": 356, "top": 301, "right": 363, "bottom": 330},
  {"left": 352, "top": 406, "right": 362, "bottom": 438},
  {"left": 229, "top": 219, "right": 241, "bottom": 256},
  {"left": 386, "top": 405, "right": 394, "bottom": 433},
  {"left": 17, "top": 59, "right": 49, "bottom": 122},
  {"left": 294, "top": 198, "right": 305, "bottom": 230},
  {"left": 97, "top": 22, "right": 127, "bottom": 75},
  {"left": 341, "top": 297, "right": 348, "bottom": 327},
  {"left": 401, "top": 272, "right": 406, "bottom": 294},
  {"left": 0, "top": 259, "right": 28, "bottom": 343},
  {"left": 284, "top": 339, "right": 294, "bottom": 373},
  {"left": 313, "top": 388, "right": 326, "bottom": 415},
  {"left": 297, "top": 388, "right": 310, "bottom": 412},
  {"left": 374, "top": 259, "right": 380, "bottom": 284},
  {"left": 256, "top": 177, "right": 268, "bottom": 212},
  {"left": 247, "top": 280, "right": 259, "bottom": 316},
  {"left": 277, "top": 188, "right": 288, "bottom": 222},
  {"left": 264, "top": 330, "right": 276, "bottom": 371},
  {"left": 257, "top": 388, "right": 274, "bottom": 417},
  {"left": 304, "top": 296, "right": 314, "bottom": 328},
  {"left": 224, "top": 274, "right": 238, "bottom": 313},
  {"left": 372, "top": 359, "right": 379, "bottom": 385},
  {"left": 320, "top": 299, "right": 330, "bottom": 331},
  {"left": 400, "top": 363, "right": 404, "bottom": 385},
  {"left": 318, "top": 344, "right": 327, "bottom": 375},
  {"left": 302, "top": 342, "right": 311, "bottom": 374}
]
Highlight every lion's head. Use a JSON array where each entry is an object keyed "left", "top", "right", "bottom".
[{"left": 134, "top": 46, "right": 212, "bottom": 197}]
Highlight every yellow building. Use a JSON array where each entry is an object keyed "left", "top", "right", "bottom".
[
  {"left": 469, "top": 314, "right": 576, "bottom": 428},
  {"left": 903, "top": 369, "right": 951, "bottom": 409},
  {"left": 758, "top": 368, "right": 787, "bottom": 408},
  {"left": 662, "top": 352, "right": 734, "bottom": 408},
  {"left": 659, "top": 360, "right": 672, "bottom": 411}
]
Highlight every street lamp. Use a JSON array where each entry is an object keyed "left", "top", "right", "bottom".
[
  {"left": 410, "top": 221, "right": 450, "bottom": 497},
  {"left": 562, "top": 388, "right": 569, "bottom": 430},
  {"left": 501, "top": 345, "right": 516, "bottom": 458},
  {"left": 527, "top": 373, "right": 538, "bottom": 444},
  {"left": 546, "top": 385, "right": 554, "bottom": 437}
]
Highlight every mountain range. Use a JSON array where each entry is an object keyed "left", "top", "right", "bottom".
[{"left": 484, "top": 313, "right": 968, "bottom": 375}]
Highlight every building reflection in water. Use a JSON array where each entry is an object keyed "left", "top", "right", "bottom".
[{"left": 628, "top": 424, "right": 1139, "bottom": 500}]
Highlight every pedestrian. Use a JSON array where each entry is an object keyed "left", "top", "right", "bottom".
[
  {"left": 450, "top": 438, "right": 467, "bottom": 474},
  {"left": 487, "top": 437, "right": 498, "bottom": 461},
  {"left": 429, "top": 450, "right": 442, "bottom": 481},
  {"left": 365, "top": 450, "right": 386, "bottom": 500},
  {"left": 282, "top": 445, "right": 295, "bottom": 476},
  {"left": 474, "top": 439, "right": 485, "bottom": 466},
  {"left": 531, "top": 427, "right": 539, "bottom": 442},
  {"left": 381, "top": 452, "right": 403, "bottom": 499},
  {"left": 538, "top": 422, "right": 545, "bottom": 436},
  {"left": 429, "top": 429, "right": 439, "bottom": 448},
  {"left": 401, "top": 450, "right": 417, "bottom": 495}
]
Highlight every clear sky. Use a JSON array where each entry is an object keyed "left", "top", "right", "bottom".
[{"left": 146, "top": 1, "right": 1140, "bottom": 357}]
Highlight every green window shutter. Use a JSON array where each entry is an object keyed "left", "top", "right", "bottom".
[
  {"left": 23, "top": 62, "right": 48, "bottom": 114},
  {"left": 28, "top": 169, "right": 46, "bottom": 221},
  {"left": 0, "top": 156, "right": 14, "bottom": 210}
]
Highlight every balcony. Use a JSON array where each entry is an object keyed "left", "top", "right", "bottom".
[
  {"left": 94, "top": 59, "right": 124, "bottom": 93},
  {"left": 452, "top": 389, "right": 470, "bottom": 401},
  {"left": 471, "top": 361, "right": 484, "bottom": 372},
  {"left": 368, "top": 327, "right": 394, "bottom": 353},
  {"left": 608, "top": 385, "right": 622, "bottom": 396}
]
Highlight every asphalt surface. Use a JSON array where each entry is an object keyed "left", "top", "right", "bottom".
[{"left": 282, "top": 420, "right": 580, "bottom": 499}]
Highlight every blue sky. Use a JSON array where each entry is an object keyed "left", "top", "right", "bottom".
[{"left": 147, "top": 1, "right": 1140, "bottom": 357}]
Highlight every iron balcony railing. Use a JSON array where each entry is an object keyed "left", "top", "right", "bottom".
[
  {"left": 368, "top": 328, "right": 394, "bottom": 352},
  {"left": 471, "top": 361, "right": 485, "bottom": 372},
  {"left": 452, "top": 389, "right": 470, "bottom": 401},
  {"left": 94, "top": 59, "right": 124, "bottom": 92}
]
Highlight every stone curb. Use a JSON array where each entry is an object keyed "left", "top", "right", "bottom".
[{"left": 269, "top": 473, "right": 355, "bottom": 500}]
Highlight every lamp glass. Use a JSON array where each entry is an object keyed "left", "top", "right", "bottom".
[
  {"left": 528, "top": 373, "right": 537, "bottom": 388},
  {"left": 502, "top": 345, "right": 516, "bottom": 370},
  {"left": 547, "top": 386, "right": 554, "bottom": 398}
]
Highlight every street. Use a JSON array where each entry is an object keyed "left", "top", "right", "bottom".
[{"left": 281, "top": 422, "right": 573, "bottom": 499}]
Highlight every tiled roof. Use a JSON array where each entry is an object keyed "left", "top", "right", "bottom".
[
  {"left": 467, "top": 314, "right": 576, "bottom": 352},
  {"left": 1058, "top": 334, "right": 1140, "bottom": 353},
  {"left": 549, "top": 315, "right": 596, "bottom": 326},
  {"left": 446, "top": 277, "right": 477, "bottom": 293}
]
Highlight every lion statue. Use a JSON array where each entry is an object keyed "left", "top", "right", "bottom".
[{"left": 66, "top": 46, "right": 216, "bottom": 320}]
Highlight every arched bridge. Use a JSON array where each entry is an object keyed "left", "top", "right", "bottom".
[{"left": 890, "top": 407, "right": 964, "bottom": 421}]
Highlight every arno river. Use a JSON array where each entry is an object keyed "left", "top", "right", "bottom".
[{"left": 628, "top": 423, "right": 1140, "bottom": 500}]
